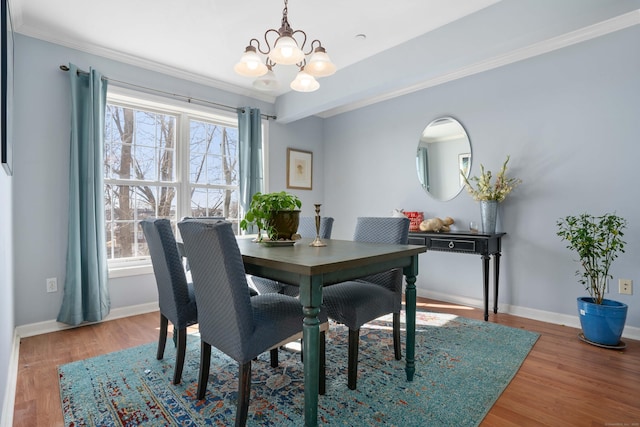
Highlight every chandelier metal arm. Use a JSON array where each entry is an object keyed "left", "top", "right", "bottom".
[{"left": 306, "top": 39, "right": 324, "bottom": 56}]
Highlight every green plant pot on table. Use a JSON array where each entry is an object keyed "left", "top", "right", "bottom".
[{"left": 240, "top": 191, "right": 302, "bottom": 241}]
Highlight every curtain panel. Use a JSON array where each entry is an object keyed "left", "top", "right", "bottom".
[
  {"left": 238, "top": 107, "right": 263, "bottom": 224},
  {"left": 57, "top": 63, "right": 110, "bottom": 326}
]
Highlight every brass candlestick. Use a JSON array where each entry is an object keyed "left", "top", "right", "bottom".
[{"left": 309, "top": 204, "right": 327, "bottom": 247}]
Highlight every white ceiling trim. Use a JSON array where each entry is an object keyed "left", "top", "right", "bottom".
[
  {"left": 16, "top": 25, "right": 277, "bottom": 104},
  {"left": 16, "top": 8, "right": 639, "bottom": 119},
  {"left": 317, "top": 9, "right": 640, "bottom": 119}
]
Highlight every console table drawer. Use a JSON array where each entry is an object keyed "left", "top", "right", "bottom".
[
  {"left": 408, "top": 236, "right": 427, "bottom": 245},
  {"left": 431, "top": 238, "right": 476, "bottom": 252}
]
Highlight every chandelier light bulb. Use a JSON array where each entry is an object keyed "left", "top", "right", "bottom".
[
  {"left": 269, "top": 36, "right": 304, "bottom": 65},
  {"left": 290, "top": 69, "right": 320, "bottom": 92},
  {"left": 305, "top": 47, "right": 337, "bottom": 77},
  {"left": 234, "top": 46, "right": 268, "bottom": 77}
]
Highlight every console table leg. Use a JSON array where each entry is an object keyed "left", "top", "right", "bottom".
[
  {"left": 493, "top": 253, "right": 501, "bottom": 314},
  {"left": 482, "top": 254, "right": 490, "bottom": 321}
]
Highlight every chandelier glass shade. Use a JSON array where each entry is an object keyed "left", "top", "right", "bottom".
[
  {"left": 234, "top": 0, "right": 336, "bottom": 93},
  {"left": 290, "top": 69, "right": 320, "bottom": 92}
]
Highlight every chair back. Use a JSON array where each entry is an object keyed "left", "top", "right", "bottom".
[
  {"left": 353, "top": 217, "right": 410, "bottom": 307},
  {"left": 141, "top": 218, "right": 196, "bottom": 329},
  {"left": 297, "top": 216, "right": 334, "bottom": 239},
  {"left": 181, "top": 216, "right": 225, "bottom": 222},
  {"left": 178, "top": 220, "right": 255, "bottom": 360}
]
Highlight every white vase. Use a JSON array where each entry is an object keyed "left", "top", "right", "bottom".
[{"left": 480, "top": 200, "right": 498, "bottom": 234}]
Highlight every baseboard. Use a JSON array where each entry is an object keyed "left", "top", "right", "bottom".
[
  {"left": 1, "top": 329, "right": 19, "bottom": 427},
  {"left": 15, "top": 302, "right": 159, "bottom": 339},
  {"left": 417, "top": 289, "right": 640, "bottom": 341}
]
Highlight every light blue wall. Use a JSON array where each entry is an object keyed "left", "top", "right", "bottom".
[
  {"left": 269, "top": 118, "right": 325, "bottom": 216},
  {"left": 323, "top": 25, "right": 640, "bottom": 328},
  {"left": 10, "top": 34, "right": 323, "bottom": 327}
]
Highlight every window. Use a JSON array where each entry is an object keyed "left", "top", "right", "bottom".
[{"left": 103, "top": 89, "right": 252, "bottom": 273}]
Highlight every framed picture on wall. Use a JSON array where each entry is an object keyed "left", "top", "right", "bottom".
[
  {"left": 286, "top": 148, "right": 312, "bottom": 190},
  {"left": 459, "top": 153, "right": 470, "bottom": 186},
  {"left": 1, "top": 0, "right": 14, "bottom": 175}
]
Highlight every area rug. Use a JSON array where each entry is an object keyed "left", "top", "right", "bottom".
[{"left": 58, "top": 310, "right": 539, "bottom": 426}]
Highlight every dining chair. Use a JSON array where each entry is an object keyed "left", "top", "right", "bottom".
[
  {"left": 140, "top": 218, "right": 198, "bottom": 385},
  {"left": 322, "top": 216, "right": 410, "bottom": 390},
  {"left": 178, "top": 219, "right": 327, "bottom": 426},
  {"left": 249, "top": 216, "right": 334, "bottom": 296}
]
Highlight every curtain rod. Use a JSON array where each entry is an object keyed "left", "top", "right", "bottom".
[{"left": 58, "top": 65, "right": 276, "bottom": 120}]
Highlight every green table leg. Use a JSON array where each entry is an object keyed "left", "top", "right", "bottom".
[
  {"left": 404, "top": 255, "right": 419, "bottom": 382},
  {"left": 299, "top": 275, "right": 323, "bottom": 427}
]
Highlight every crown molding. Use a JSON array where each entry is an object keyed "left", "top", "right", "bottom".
[
  {"left": 317, "top": 9, "right": 640, "bottom": 119},
  {"left": 15, "top": 26, "right": 277, "bottom": 104}
]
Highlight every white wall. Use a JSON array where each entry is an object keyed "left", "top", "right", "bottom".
[{"left": 323, "top": 25, "right": 640, "bottom": 329}]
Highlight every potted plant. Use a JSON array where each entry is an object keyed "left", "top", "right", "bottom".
[
  {"left": 240, "top": 191, "right": 302, "bottom": 241},
  {"left": 556, "top": 213, "right": 628, "bottom": 346}
]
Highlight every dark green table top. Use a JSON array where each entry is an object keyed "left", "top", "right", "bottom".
[{"left": 237, "top": 237, "right": 426, "bottom": 280}]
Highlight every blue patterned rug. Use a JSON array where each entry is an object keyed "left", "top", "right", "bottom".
[{"left": 58, "top": 310, "right": 538, "bottom": 426}]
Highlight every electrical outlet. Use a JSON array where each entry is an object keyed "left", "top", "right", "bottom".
[
  {"left": 46, "top": 277, "right": 58, "bottom": 293},
  {"left": 618, "top": 279, "right": 633, "bottom": 295}
]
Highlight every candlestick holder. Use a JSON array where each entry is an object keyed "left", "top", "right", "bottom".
[{"left": 309, "top": 203, "right": 327, "bottom": 247}]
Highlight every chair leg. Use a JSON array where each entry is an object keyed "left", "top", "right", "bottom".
[
  {"left": 347, "top": 329, "right": 360, "bottom": 390},
  {"left": 393, "top": 312, "right": 402, "bottom": 360},
  {"left": 236, "top": 361, "right": 251, "bottom": 427},
  {"left": 197, "top": 341, "right": 212, "bottom": 400},
  {"left": 173, "top": 328, "right": 187, "bottom": 385},
  {"left": 157, "top": 314, "right": 168, "bottom": 360},
  {"left": 320, "top": 331, "right": 326, "bottom": 395},
  {"left": 270, "top": 348, "right": 279, "bottom": 368}
]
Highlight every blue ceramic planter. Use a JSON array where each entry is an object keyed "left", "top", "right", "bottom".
[{"left": 577, "top": 297, "right": 628, "bottom": 346}]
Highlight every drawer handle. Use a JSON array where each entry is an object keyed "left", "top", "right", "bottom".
[{"left": 448, "top": 241, "right": 454, "bottom": 249}]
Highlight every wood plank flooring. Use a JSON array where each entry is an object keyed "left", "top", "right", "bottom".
[{"left": 12, "top": 298, "right": 640, "bottom": 426}]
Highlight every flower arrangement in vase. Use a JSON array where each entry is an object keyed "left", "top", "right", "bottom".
[{"left": 461, "top": 155, "right": 521, "bottom": 233}]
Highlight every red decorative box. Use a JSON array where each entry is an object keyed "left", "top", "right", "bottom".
[{"left": 403, "top": 211, "right": 424, "bottom": 232}]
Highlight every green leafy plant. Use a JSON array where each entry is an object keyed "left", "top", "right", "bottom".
[
  {"left": 239, "top": 191, "right": 302, "bottom": 241},
  {"left": 461, "top": 155, "right": 522, "bottom": 202},
  {"left": 556, "top": 213, "right": 627, "bottom": 304}
]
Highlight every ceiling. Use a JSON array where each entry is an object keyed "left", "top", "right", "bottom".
[{"left": 11, "top": 0, "right": 501, "bottom": 98}]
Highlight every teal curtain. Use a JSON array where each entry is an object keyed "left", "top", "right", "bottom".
[
  {"left": 57, "top": 64, "right": 110, "bottom": 325},
  {"left": 238, "top": 107, "right": 264, "bottom": 219}
]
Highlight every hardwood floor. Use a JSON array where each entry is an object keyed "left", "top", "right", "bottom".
[{"left": 12, "top": 298, "right": 640, "bottom": 426}]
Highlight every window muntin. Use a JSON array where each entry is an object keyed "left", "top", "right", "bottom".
[{"left": 104, "top": 93, "right": 243, "bottom": 270}]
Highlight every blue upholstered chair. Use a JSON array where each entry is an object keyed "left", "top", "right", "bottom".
[
  {"left": 140, "top": 218, "right": 198, "bottom": 385},
  {"left": 249, "top": 216, "right": 334, "bottom": 296},
  {"left": 178, "top": 219, "right": 327, "bottom": 426},
  {"left": 322, "top": 216, "right": 410, "bottom": 390},
  {"left": 297, "top": 216, "right": 334, "bottom": 240}
]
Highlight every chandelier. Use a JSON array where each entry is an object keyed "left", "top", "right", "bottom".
[{"left": 233, "top": 0, "right": 336, "bottom": 93}]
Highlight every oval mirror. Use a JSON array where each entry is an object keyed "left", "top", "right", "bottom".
[{"left": 416, "top": 117, "right": 471, "bottom": 201}]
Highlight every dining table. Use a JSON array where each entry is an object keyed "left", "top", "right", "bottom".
[{"left": 237, "top": 237, "right": 427, "bottom": 427}]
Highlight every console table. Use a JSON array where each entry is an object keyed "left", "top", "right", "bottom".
[{"left": 408, "top": 231, "right": 506, "bottom": 321}]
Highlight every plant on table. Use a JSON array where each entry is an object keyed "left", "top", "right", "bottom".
[{"left": 240, "top": 191, "right": 302, "bottom": 241}]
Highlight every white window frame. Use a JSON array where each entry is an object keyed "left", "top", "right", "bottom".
[{"left": 105, "top": 86, "right": 268, "bottom": 278}]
